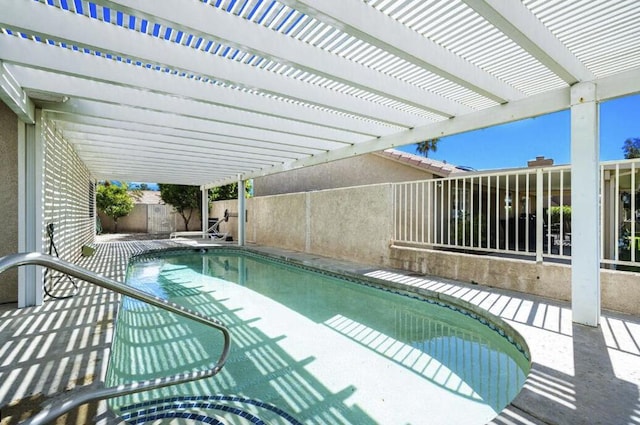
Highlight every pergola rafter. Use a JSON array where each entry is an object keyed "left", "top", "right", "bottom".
[
  {"left": 93, "top": 0, "right": 472, "bottom": 118},
  {"left": 13, "top": 65, "right": 367, "bottom": 144},
  {"left": 59, "top": 124, "right": 324, "bottom": 157},
  {"left": 0, "top": 0, "right": 433, "bottom": 128},
  {"left": 0, "top": 0, "right": 638, "bottom": 188},
  {"left": 462, "top": 0, "right": 595, "bottom": 84},
  {"left": 44, "top": 99, "right": 350, "bottom": 151},
  {"left": 0, "top": 37, "right": 400, "bottom": 135},
  {"left": 278, "top": 0, "right": 523, "bottom": 103}
]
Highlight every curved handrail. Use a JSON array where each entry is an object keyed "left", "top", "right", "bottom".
[{"left": 0, "top": 252, "right": 231, "bottom": 425}]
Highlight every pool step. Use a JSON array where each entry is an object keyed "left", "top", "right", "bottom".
[{"left": 118, "top": 395, "right": 302, "bottom": 425}]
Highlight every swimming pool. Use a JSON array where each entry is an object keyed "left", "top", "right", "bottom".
[{"left": 106, "top": 248, "right": 530, "bottom": 424}]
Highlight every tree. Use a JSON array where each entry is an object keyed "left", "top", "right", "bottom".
[
  {"left": 96, "top": 181, "right": 134, "bottom": 233},
  {"left": 128, "top": 185, "right": 143, "bottom": 202},
  {"left": 211, "top": 181, "right": 252, "bottom": 201},
  {"left": 158, "top": 184, "right": 201, "bottom": 231},
  {"left": 211, "top": 183, "right": 237, "bottom": 201},
  {"left": 415, "top": 138, "right": 440, "bottom": 158},
  {"left": 622, "top": 137, "right": 640, "bottom": 159}
]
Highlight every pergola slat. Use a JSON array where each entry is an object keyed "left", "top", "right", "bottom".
[{"left": 0, "top": 0, "right": 638, "bottom": 187}]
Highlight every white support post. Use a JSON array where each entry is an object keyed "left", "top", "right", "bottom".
[
  {"left": 535, "top": 168, "right": 544, "bottom": 263},
  {"left": 18, "top": 110, "right": 45, "bottom": 307},
  {"left": 237, "top": 175, "right": 246, "bottom": 246},
  {"left": 606, "top": 172, "right": 617, "bottom": 263},
  {"left": 570, "top": 82, "right": 600, "bottom": 327},
  {"left": 201, "top": 187, "right": 209, "bottom": 238}
]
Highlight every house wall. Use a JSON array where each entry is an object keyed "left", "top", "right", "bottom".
[
  {"left": 42, "top": 119, "right": 95, "bottom": 266},
  {"left": 0, "top": 102, "right": 19, "bottom": 303},
  {"left": 254, "top": 153, "right": 434, "bottom": 196}
]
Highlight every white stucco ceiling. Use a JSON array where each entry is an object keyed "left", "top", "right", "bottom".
[{"left": 1, "top": 0, "right": 639, "bottom": 187}]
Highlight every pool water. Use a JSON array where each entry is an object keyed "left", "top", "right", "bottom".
[{"left": 107, "top": 249, "right": 529, "bottom": 424}]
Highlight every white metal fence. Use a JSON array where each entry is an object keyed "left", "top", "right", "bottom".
[
  {"left": 393, "top": 159, "right": 640, "bottom": 268},
  {"left": 602, "top": 160, "right": 640, "bottom": 266}
]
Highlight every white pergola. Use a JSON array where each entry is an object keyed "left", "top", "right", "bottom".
[{"left": 1, "top": 0, "right": 639, "bottom": 324}]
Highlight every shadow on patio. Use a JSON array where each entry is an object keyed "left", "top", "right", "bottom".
[
  {"left": 1, "top": 240, "right": 639, "bottom": 424},
  {"left": 364, "top": 269, "right": 640, "bottom": 424}
]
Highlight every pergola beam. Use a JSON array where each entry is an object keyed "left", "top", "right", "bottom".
[
  {"left": 73, "top": 148, "right": 273, "bottom": 169},
  {"left": 278, "top": 0, "right": 523, "bottom": 103},
  {"left": 82, "top": 155, "right": 258, "bottom": 173},
  {"left": 94, "top": 0, "right": 473, "bottom": 118},
  {"left": 43, "top": 100, "right": 348, "bottom": 151},
  {"left": 207, "top": 85, "right": 570, "bottom": 187},
  {"left": 0, "top": 37, "right": 404, "bottom": 135},
  {"left": 91, "top": 168, "right": 227, "bottom": 185},
  {"left": 59, "top": 124, "right": 323, "bottom": 156},
  {"left": 13, "top": 65, "right": 362, "bottom": 144},
  {"left": 205, "top": 66, "right": 640, "bottom": 188},
  {"left": 66, "top": 132, "right": 299, "bottom": 163},
  {"left": 0, "top": 0, "right": 431, "bottom": 127},
  {"left": 596, "top": 67, "right": 640, "bottom": 100},
  {"left": 0, "top": 61, "right": 34, "bottom": 123},
  {"left": 47, "top": 113, "right": 337, "bottom": 153},
  {"left": 462, "top": 0, "right": 595, "bottom": 84}
]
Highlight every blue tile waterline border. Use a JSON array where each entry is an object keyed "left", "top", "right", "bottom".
[
  {"left": 118, "top": 395, "right": 303, "bottom": 425},
  {"left": 131, "top": 246, "right": 531, "bottom": 362}
]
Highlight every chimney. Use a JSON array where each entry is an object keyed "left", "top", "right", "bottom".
[{"left": 527, "top": 156, "right": 554, "bottom": 167}]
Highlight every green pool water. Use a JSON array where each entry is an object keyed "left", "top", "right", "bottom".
[{"left": 106, "top": 249, "right": 529, "bottom": 425}]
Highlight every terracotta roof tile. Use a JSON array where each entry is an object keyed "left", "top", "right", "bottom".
[{"left": 377, "top": 149, "right": 466, "bottom": 177}]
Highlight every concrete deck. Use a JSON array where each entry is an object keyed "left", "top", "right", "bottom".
[{"left": 1, "top": 237, "right": 639, "bottom": 424}]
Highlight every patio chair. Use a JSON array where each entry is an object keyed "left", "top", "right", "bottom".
[{"left": 169, "top": 217, "right": 229, "bottom": 240}]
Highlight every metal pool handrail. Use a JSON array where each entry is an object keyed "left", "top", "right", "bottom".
[{"left": 0, "top": 252, "right": 231, "bottom": 425}]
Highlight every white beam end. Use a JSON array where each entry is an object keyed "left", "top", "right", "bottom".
[{"left": 0, "top": 62, "right": 35, "bottom": 124}]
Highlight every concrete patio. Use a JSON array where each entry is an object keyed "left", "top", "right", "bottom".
[{"left": 0, "top": 237, "right": 638, "bottom": 424}]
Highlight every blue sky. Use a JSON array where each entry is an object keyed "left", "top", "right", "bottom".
[{"left": 399, "top": 93, "right": 640, "bottom": 170}]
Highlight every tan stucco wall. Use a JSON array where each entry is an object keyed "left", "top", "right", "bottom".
[
  {"left": 388, "top": 246, "right": 572, "bottom": 302},
  {"left": 0, "top": 102, "right": 19, "bottom": 303},
  {"left": 601, "top": 270, "right": 640, "bottom": 315},
  {"left": 250, "top": 195, "right": 306, "bottom": 251},
  {"left": 210, "top": 199, "right": 242, "bottom": 242},
  {"left": 99, "top": 205, "right": 200, "bottom": 233},
  {"left": 211, "top": 196, "right": 307, "bottom": 249},
  {"left": 308, "top": 184, "right": 393, "bottom": 264},
  {"left": 388, "top": 246, "right": 640, "bottom": 315},
  {"left": 212, "top": 184, "right": 393, "bottom": 264},
  {"left": 99, "top": 204, "right": 149, "bottom": 233},
  {"left": 254, "top": 153, "right": 434, "bottom": 196}
]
